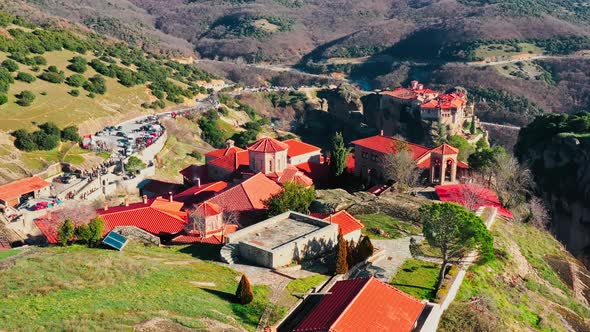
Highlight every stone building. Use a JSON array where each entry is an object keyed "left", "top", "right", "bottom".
[{"left": 351, "top": 133, "right": 469, "bottom": 186}]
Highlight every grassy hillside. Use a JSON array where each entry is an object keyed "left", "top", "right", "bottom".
[
  {"left": 0, "top": 11, "right": 216, "bottom": 182},
  {"left": 440, "top": 219, "right": 590, "bottom": 331},
  {"left": 0, "top": 244, "right": 282, "bottom": 331}
]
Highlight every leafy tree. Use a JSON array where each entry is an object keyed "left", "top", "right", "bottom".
[
  {"left": 475, "top": 137, "right": 489, "bottom": 151},
  {"left": 74, "top": 224, "right": 92, "bottom": 245},
  {"left": 32, "top": 130, "right": 59, "bottom": 150},
  {"left": 329, "top": 132, "right": 350, "bottom": 177},
  {"left": 1, "top": 59, "right": 18, "bottom": 72},
  {"left": 38, "top": 70, "right": 65, "bottom": 84},
  {"left": 12, "top": 129, "right": 36, "bottom": 151},
  {"left": 433, "top": 122, "right": 448, "bottom": 146},
  {"left": 263, "top": 181, "right": 315, "bottom": 217},
  {"left": 84, "top": 75, "right": 107, "bottom": 95},
  {"left": 32, "top": 56, "right": 47, "bottom": 66},
  {"left": 125, "top": 156, "right": 146, "bottom": 173},
  {"left": 39, "top": 122, "right": 61, "bottom": 137},
  {"left": 0, "top": 93, "right": 7, "bottom": 105},
  {"left": 66, "top": 74, "right": 87, "bottom": 87},
  {"left": 235, "top": 274, "right": 254, "bottom": 304},
  {"left": 16, "top": 90, "right": 35, "bottom": 106},
  {"left": 447, "top": 135, "right": 474, "bottom": 161},
  {"left": 15, "top": 72, "right": 36, "bottom": 83},
  {"left": 69, "top": 89, "right": 80, "bottom": 97},
  {"left": 467, "top": 146, "right": 505, "bottom": 184},
  {"left": 86, "top": 217, "right": 105, "bottom": 247},
  {"left": 420, "top": 202, "right": 493, "bottom": 292},
  {"left": 57, "top": 219, "right": 75, "bottom": 246},
  {"left": 61, "top": 126, "right": 81, "bottom": 141},
  {"left": 334, "top": 233, "right": 348, "bottom": 274}
]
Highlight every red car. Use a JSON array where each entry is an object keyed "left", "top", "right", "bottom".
[{"left": 33, "top": 202, "right": 49, "bottom": 210}]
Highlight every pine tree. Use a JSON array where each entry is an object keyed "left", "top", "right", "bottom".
[
  {"left": 236, "top": 274, "right": 254, "bottom": 304},
  {"left": 469, "top": 118, "right": 476, "bottom": 135},
  {"left": 335, "top": 233, "right": 348, "bottom": 274},
  {"left": 357, "top": 236, "right": 375, "bottom": 261}
]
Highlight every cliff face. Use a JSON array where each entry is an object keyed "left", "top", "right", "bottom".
[{"left": 520, "top": 136, "right": 590, "bottom": 266}]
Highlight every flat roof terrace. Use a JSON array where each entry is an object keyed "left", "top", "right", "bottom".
[{"left": 244, "top": 217, "right": 322, "bottom": 250}]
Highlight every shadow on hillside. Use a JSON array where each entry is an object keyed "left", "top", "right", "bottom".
[
  {"left": 178, "top": 243, "right": 222, "bottom": 261},
  {"left": 200, "top": 287, "right": 236, "bottom": 303}
]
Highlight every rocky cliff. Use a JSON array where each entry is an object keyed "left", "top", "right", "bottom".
[{"left": 517, "top": 119, "right": 590, "bottom": 267}]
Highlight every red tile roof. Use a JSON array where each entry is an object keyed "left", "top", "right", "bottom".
[
  {"left": 179, "top": 164, "right": 208, "bottom": 183},
  {"left": 294, "top": 277, "right": 425, "bottom": 332},
  {"left": 430, "top": 143, "right": 459, "bottom": 155},
  {"left": 96, "top": 197, "right": 187, "bottom": 236},
  {"left": 170, "top": 224, "right": 238, "bottom": 244},
  {"left": 208, "top": 150, "right": 249, "bottom": 172},
  {"left": 270, "top": 165, "right": 314, "bottom": 187},
  {"left": 34, "top": 217, "right": 61, "bottom": 244},
  {"left": 193, "top": 201, "right": 222, "bottom": 217},
  {"left": 420, "top": 93, "right": 467, "bottom": 110},
  {"left": 0, "top": 176, "right": 50, "bottom": 202},
  {"left": 207, "top": 173, "right": 282, "bottom": 212},
  {"left": 205, "top": 146, "right": 245, "bottom": 159},
  {"left": 283, "top": 139, "right": 321, "bottom": 158},
  {"left": 174, "top": 181, "right": 228, "bottom": 205},
  {"left": 248, "top": 137, "right": 288, "bottom": 153},
  {"left": 435, "top": 184, "right": 513, "bottom": 219},
  {"left": 351, "top": 135, "right": 430, "bottom": 160},
  {"left": 324, "top": 210, "right": 364, "bottom": 235}
]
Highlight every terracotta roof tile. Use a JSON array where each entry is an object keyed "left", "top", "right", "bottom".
[
  {"left": 207, "top": 173, "right": 282, "bottom": 212},
  {"left": 96, "top": 197, "right": 187, "bottom": 236},
  {"left": 283, "top": 139, "right": 321, "bottom": 158},
  {"left": 324, "top": 210, "right": 364, "bottom": 235},
  {"left": 208, "top": 150, "right": 249, "bottom": 172},
  {"left": 174, "top": 181, "right": 228, "bottom": 206},
  {"left": 0, "top": 176, "right": 50, "bottom": 201},
  {"left": 430, "top": 143, "right": 459, "bottom": 155},
  {"left": 247, "top": 137, "right": 288, "bottom": 153},
  {"left": 193, "top": 201, "right": 222, "bottom": 217},
  {"left": 205, "top": 146, "right": 245, "bottom": 159},
  {"left": 351, "top": 135, "right": 430, "bottom": 160},
  {"left": 435, "top": 184, "right": 513, "bottom": 219},
  {"left": 294, "top": 277, "right": 425, "bottom": 332}
]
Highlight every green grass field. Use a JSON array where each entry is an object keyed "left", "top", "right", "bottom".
[
  {"left": 286, "top": 274, "right": 328, "bottom": 299},
  {"left": 390, "top": 259, "right": 440, "bottom": 301},
  {"left": 358, "top": 214, "right": 421, "bottom": 239},
  {"left": 0, "top": 244, "right": 281, "bottom": 331},
  {"left": 0, "top": 249, "right": 20, "bottom": 260}
]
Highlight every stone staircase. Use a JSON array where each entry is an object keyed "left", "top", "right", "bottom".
[{"left": 220, "top": 243, "right": 239, "bottom": 264}]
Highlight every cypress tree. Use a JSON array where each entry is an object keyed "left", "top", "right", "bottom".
[
  {"left": 236, "top": 274, "right": 254, "bottom": 304},
  {"left": 357, "top": 236, "right": 375, "bottom": 261},
  {"left": 346, "top": 239, "right": 357, "bottom": 267},
  {"left": 335, "top": 233, "right": 348, "bottom": 274},
  {"left": 470, "top": 119, "right": 476, "bottom": 135}
]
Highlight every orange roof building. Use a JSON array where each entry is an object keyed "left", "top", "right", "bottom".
[
  {"left": 0, "top": 176, "right": 51, "bottom": 208},
  {"left": 323, "top": 210, "right": 364, "bottom": 241},
  {"left": 351, "top": 134, "right": 469, "bottom": 186},
  {"left": 292, "top": 277, "right": 425, "bottom": 332}
]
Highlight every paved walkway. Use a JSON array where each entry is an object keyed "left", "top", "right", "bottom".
[{"left": 350, "top": 236, "right": 424, "bottom": 282}]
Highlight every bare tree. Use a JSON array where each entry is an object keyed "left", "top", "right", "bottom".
[
  {"left": 528, "top": 197, "right": 551, "bottom": 229},
  {"left": 186, "top": 207, "right": 207, "bottom": 239},
  {"left": 380, "top": 148, "right": 420, "bottom": 190},
  {"left": 459, "top": 181, "right": 490, "bottom": 212},
  {"left": 491, "top": 154, "right": 533, "bottom": 208}
]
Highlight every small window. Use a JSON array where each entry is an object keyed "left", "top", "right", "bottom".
[
  {"left": 362, "top": 152, "right": 368, "bottom": 159},
  {"left": 371, "top": 154, "right": 378, "bottom": 161}
]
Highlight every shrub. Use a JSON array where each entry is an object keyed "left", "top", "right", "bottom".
[
  {"left": 69, "top": 89, "right": 80, "bottom": 97},
  {"left": 0, "top": 93, "right": 7, "bottom": 105},
  {"left": 66, "top": 74, "right": 87, "bottom": 87},
  {"left": 188, "top": 150, "right": 203, "bottom": 160},
  {"left": 74, "top": 224, "right": 92, "bottom": 244},
  {"left": 235, "top": 274, "right": 254, "bottom": 304},
  {"left": 1, "top": 59, "right": 18, "bottom": 72},
  {"left": 83, "top": 75, "right": 107, "bottom": 95},
  {"left": 16, "top": 72, "right": 36, "bottom": 83},
  {"left": 32, "top": 130, "right": 59, "bottom": 150},
  {"left": 38, "top": 70, "right": 65, "bottom": 84},
  {"left": 67, "top": 56, "right": 87, "bottom": 73},
  {"left": 16, "top": 90, "right": 35, "bottom": 106},
  {"left": 125, "top": 156, "right": 146, "bottom": 173},
  {"left": 12, "top": 129, "right": 36, "bottom": 151},
  {"left": 57, "top": 219, "right": 75, "bottom": 246},
  {"left": 32, "top": 56, "right": 47, "bottom": 66},
  {"left": 39, "top": 122, "right": 61, "bottom": 137},
  {"left": 61, "top": 126, "right": 81, "bottom": 141}
]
